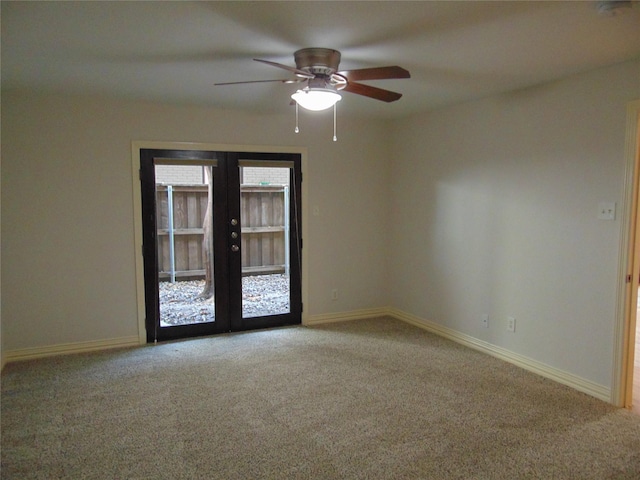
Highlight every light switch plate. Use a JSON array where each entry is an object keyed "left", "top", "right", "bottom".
[{"left": 597, "top": 202, "right": 615, "bottom": 220}]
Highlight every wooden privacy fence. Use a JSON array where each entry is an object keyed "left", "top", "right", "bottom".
[{"left": 156, "top": 184, "right": 288, "bottom": 280}]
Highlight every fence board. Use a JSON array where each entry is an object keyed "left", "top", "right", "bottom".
[
  {"left": 262, "top": 232, "right": 273, "bottom": 266},
  {"left": 174, "top": 193, "right": 187, "bottom": 228},
  {"left": 188, "top": 235, "right": 200, "bottom": 271},
  {"left": 187, "top": 194, "right": 199, "bottom": 228},
  {"left": 156, "top": 184, "right": 286, "bottom": 279}
]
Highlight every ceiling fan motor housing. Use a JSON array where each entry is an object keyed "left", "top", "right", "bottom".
[
  {"left": 217, "top": 47, "right": 408, "bottom": 103},
  {"left": 294, "top": 48, "right": 341, "bottom": 75}
]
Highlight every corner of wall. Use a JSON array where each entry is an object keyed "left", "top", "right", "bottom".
[{"left": 0, "top": 238, "right": 3, "bottom": 373}]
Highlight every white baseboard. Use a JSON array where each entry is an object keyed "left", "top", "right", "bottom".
[
  {"left": 2, "top": 309, "right": 611, "bottom": 404},
  {"left": 4, "top": 336, "right": 141, "bottom": 363},
  {"left": 304, "top": 307, "right": 389, "bottom": 326},
  {"left": 388, "top": 308, "right": 611, "bottom": 402}
]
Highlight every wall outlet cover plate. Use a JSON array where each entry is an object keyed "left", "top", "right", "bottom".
[{"left": 597, "top": 202, "right": 615, "bottom": 220}]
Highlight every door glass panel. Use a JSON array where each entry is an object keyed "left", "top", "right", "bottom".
[
  {"left": 239, "top": 164, "right": 291, "bottom": 318},
  {"left": 155, "top": 161, "right": 216, "bottom": 326}
]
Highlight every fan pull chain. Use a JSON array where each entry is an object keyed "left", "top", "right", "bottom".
[
  {"left": 333, "top": 103, "right": 337, "bottom": 142},
  {"left": 294, "top": 103, "right": 300, "bottom": 134}
]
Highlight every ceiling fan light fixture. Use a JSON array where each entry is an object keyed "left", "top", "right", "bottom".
[
  {"left": 221, "top": 48, "right": 409, "bottom": 140},
  {"left": 291, "top": 88, "right": 342, "bottom": 111}
]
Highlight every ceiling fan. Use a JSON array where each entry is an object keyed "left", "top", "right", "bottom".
[{"left": 215, "top": 47, "right": 411, "bottom": 111}]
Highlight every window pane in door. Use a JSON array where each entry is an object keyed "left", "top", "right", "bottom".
[
  {"left": 155, "top": 163, "right": 215, "bottom": 326},
  {"left": 239, "top": 164, "right": 291, "bottom": 318}
]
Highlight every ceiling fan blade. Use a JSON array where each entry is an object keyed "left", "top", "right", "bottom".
[
  {"left": 342, "top": 82, "right": 403, "bottom": 102},
  {"left": 253, "top": 58, "right": 315, "bottom": 79},
  {"left": 214, "top": 78, "right": 302, "bottom": 86},
  {"left": 337, "top": 66, "right": 410, "bottom": 82}
]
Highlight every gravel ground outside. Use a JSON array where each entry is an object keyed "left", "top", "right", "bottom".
[{"left": 159, "top": 274, "right": 290, "bottom": 326}]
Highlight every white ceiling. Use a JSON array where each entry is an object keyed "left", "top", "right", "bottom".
[{"left": 2, "top": 1, "right": 639, "bottom": 119}]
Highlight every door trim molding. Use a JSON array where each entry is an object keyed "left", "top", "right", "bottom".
[
  {"left": 614, "top": 99, "right": 640, "bottom": 407},
  {"left": 131, "top": 141, "right": 309, "bottom": 344}
]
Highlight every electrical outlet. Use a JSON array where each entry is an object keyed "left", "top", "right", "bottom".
[
  {"left": 597, "top": 202, "right": 615, "bottom": 220},
  {"left": 331, "top": 289, "right": 338, "bottom": 300},
  {"left": 507, "top": 316, "right": 516, "bottom": 332},
  {"left": 481, "top": 314, "right": 489, "bottom": 328}
]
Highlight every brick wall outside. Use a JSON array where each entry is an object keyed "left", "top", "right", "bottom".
[
  {"left": 154, "top": 165, "right": 288, "bottom": 186},
  {"left": 155, "top": 165, "right": 205, "bottom": 184},
  {"left": 242, "top": 167, "right": 289, "bottom": 185}
]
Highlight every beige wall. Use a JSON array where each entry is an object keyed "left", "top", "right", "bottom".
[
  {"left": 1, "top": 92, "right": 392, "bottom": 350},
  {"left": 390, "top": 59, "right": 640, "bottom": 388},
  {"left": 2, "top": 59, "right": 639, "bottom": 395}
]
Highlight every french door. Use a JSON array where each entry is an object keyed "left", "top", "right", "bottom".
[{"left": 140, "top": 149, "right": 302, "bottom": 342}]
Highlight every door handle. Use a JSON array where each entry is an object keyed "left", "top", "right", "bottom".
[{"left": 231, "top": 244, "right": 239, "bottom": 252}]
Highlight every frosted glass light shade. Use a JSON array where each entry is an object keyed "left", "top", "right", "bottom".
[{"left": 291, "top": 89, "right": 341, "bottom": 111}]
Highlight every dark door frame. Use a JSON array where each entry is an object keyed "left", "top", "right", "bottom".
[{"left": 139, "top": 147, "right": 303, "bottom": 343}]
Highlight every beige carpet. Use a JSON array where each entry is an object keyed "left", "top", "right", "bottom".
[{"left": 2, "top": 317, "right": 639, "bottom": 479}]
